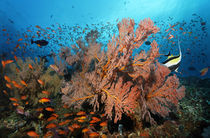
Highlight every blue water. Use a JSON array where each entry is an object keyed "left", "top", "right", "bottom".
[
  {"left": 0, "top": 0, "right": 210, "bottom": 77},
  {"left": 0, "top": 1, "right": 210, "bottom": 137}
]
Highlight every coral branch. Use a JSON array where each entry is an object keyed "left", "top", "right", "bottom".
[{"left": 60, "top": 17, "right": 185, "bottom": 124}]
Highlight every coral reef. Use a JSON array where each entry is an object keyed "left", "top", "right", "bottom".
[
  {"left": 1, "top": 17, "right": 209, "bottom": 137},
  {"left": 61, "top": 18, "right": 185, "bottom": 124},
  {"left": 1, "top": 57, "right": 110, "bottom": 137},
  {"left": 3, "top": 57, "right": 61, "bottom": 106}
]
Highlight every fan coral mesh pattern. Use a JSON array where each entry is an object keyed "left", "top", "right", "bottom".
[{"left": 60, "top": 18, "right": 185, "bottom": 124}]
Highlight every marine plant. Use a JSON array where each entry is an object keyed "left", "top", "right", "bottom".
[{"left": 60, "top": 18, "right": 185, "bottom": 124}]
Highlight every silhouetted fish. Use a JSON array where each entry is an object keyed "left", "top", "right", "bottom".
[
  {"left": 145, "top": 41, "right": 151, "bottom": 45},
  {"left": 8, "top": 19, "right": 14, "bottom": 24},
  {"left": 31, "top": 39, "right": 49, "bottom": 46}
]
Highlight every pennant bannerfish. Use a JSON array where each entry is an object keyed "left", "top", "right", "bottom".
[{"left": 163, "top": 39, "right": 182, "bottom": 72}]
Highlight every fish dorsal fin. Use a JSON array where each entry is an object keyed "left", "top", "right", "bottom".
[
  {"left": 165, "top": 51, "right": 170, "bottom": 57},
  {"left": 167, "top": 38, "right": 182, "bottom": 59},
  {"left": 178, "top": 38, "right": 182, "bottom": 58}
]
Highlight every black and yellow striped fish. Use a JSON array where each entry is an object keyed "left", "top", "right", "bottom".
[{"left": 163, "top": 39, "right": 182, "bottom": 72}]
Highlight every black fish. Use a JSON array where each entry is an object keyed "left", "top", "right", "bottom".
[
  {"left": 145, "top": 41, "right": 151, "bottom": 45},
  {"left": 201, "top": 22, "right": 206, "bottom": 26},
  {"left": 31, "top": 39, "right": 49, "bottom": 46},
  {"left": 8, "top": 19, "right": 14, "bottom": 24}
]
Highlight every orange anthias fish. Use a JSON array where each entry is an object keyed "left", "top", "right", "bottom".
[
  {"left": 74, "top": 117, "right": 79, "bottom": 121},
  {"left": 2, "top": 60, "right": 14, "bottom": 68},
  {"left": 3, "top": 90, "right": 8, "bottom": 95},
  {"left": 14, "top": 55, "right": 18, "bottom": 61},
  {"left": 15, "top": 44, "right": 20, "bottom": 48},
  {"left": 46, "top": 123, "right": 57, "bottom": 129},
  {"left": 71, "top": 123, "right": 81, "bottom": 129},
  {"left": 18, "top": 38, "right": 23, "bottom": 41},
  {"left": 89, "top": 132, "right": 99, "bottom": 137},
  {"left": 101, "top": 113, "right": 105, "bottom": 117},
  {"left": 20, "top": 80, "right": 28, "bottom": 87},
  {"left": 4, "top": 75, "right": 11, "bottom": 82},
  {"left": 182, "top": 32, "right": 187, "bottom": 35},
  {"left": 44, "top": 131, "right": 53, "bottom": 137},
  {"left": 63, "top": 104, "right": 69, "bottom": 108},
  {"left": 77, "top": 119, "right": 86, "bottom": 123},
  {"left": 35, "top": 25, "right": 41, "bottom": 29},
  {"left": 68, "top": 126, "right": 74, "bottom": 132},
  {"left": 12, "top": 81, "right": 23, "bottom": 89},
  {"left": 39, "top": 98, "right": 50, "bottom": 103},
  {"left": 27, "top": 131, "right": 39, "bottom": 137},
  {"left": 92, "top": 117, "right": 101, "bottom": 122},
  {"left": 82, "top": 128, "right": 90, "bottom": 133},
  {"left": 76, "top": 111, "right": 86, "bottom": 116},
  {"left": 37, "top": 79, "right": 45, "bottom": 86},
  {"left": 14, "top": 83, "right": 23, "bottom": 89},
  {"left": 78, "top": 116, "right": 87, "bottom": 120},
  {"left": 42, "top": 90, "right": 50, "bottom": 95},
  {"left": 200, "top": 67, "right": 209, "bottom": 76},
  {"left": 36, "top": 108, "right": 43, "bottom": 112},
  {"left": 58, "top": 120, "right": 71, "bottom": 126},
  {"left": 52, "top": 113, "right": 59, "bottom": 118},
  {"left": 64, "top": 113, "right": 72, "bottom": 117},
  {"left": 47, "top": 116, "right": 57, "bottom": 122},
  {"left": 89, "top": 120, "right": 98, "bottom": 124},
  {"left": 179, "top": 27, "right": 183, "bottom": 30},
  {"left": 21, "top": 95, "right": 27, "bottom": 100},
  {"left": 45, "top": 107, "right": 54, "bottom": 112},
  {"left": 89, "top": 111, "right": 95, "bottom": 115},
  {"left": 13, "top": 102, "right": 19, "bottom": 106},
  {"left": 12, "top": 80, "right": 17, "bottom": 85},
  {"left": 168, "top": 34, "right": 174, "bottom": 40},
  {"left": 6, "top": 83, "right": 12, "bottom": 89},
  {"left": 100, "top": 121, "right": 107, "bottom": 127},
  {"left": 28, "top": 64, "right": 33, "bottom": 69},
  {"left": 9, "top": 97, "right": 18, "bottom": 102},
  {"left": 57, "top": 130, "right": 66, "bottom": 135},
  {"left": 165, "top": 23, "right": 178, "bottom": 32}
]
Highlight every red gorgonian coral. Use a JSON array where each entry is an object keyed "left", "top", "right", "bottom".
[{"left": 60, "top": 18, "right": 185, "bottom": 124}]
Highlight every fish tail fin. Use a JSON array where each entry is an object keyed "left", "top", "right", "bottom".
[
  {"left": 178, "top": 37, "right": 182, "bottom": 57},
  {"left": 31, "top": 39, "right": 34, "bottom": 44}
]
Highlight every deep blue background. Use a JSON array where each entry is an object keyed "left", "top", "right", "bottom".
[{"left": 0, "top": 0, "right": 209, "bottom": 77}]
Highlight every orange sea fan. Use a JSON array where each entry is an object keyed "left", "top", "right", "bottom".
[
  {"left": 59, "top": 17, "right": 184, "bottom": 125},
  {"left": 104, "top": 77, "right": 139, "bottom": 123},
  {"left": 145, "top": 63, "right": 185, "bottom": 120}
]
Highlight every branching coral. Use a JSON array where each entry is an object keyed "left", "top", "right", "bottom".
[
  {"left": 136, "top": 63, "right": 185, "bottom": 124},
  {"left": 61, "top": 18, "right": 185, "bottom": 124},
  {"left": 4, "top": 57, "right": 62, "bottom": 106}
]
